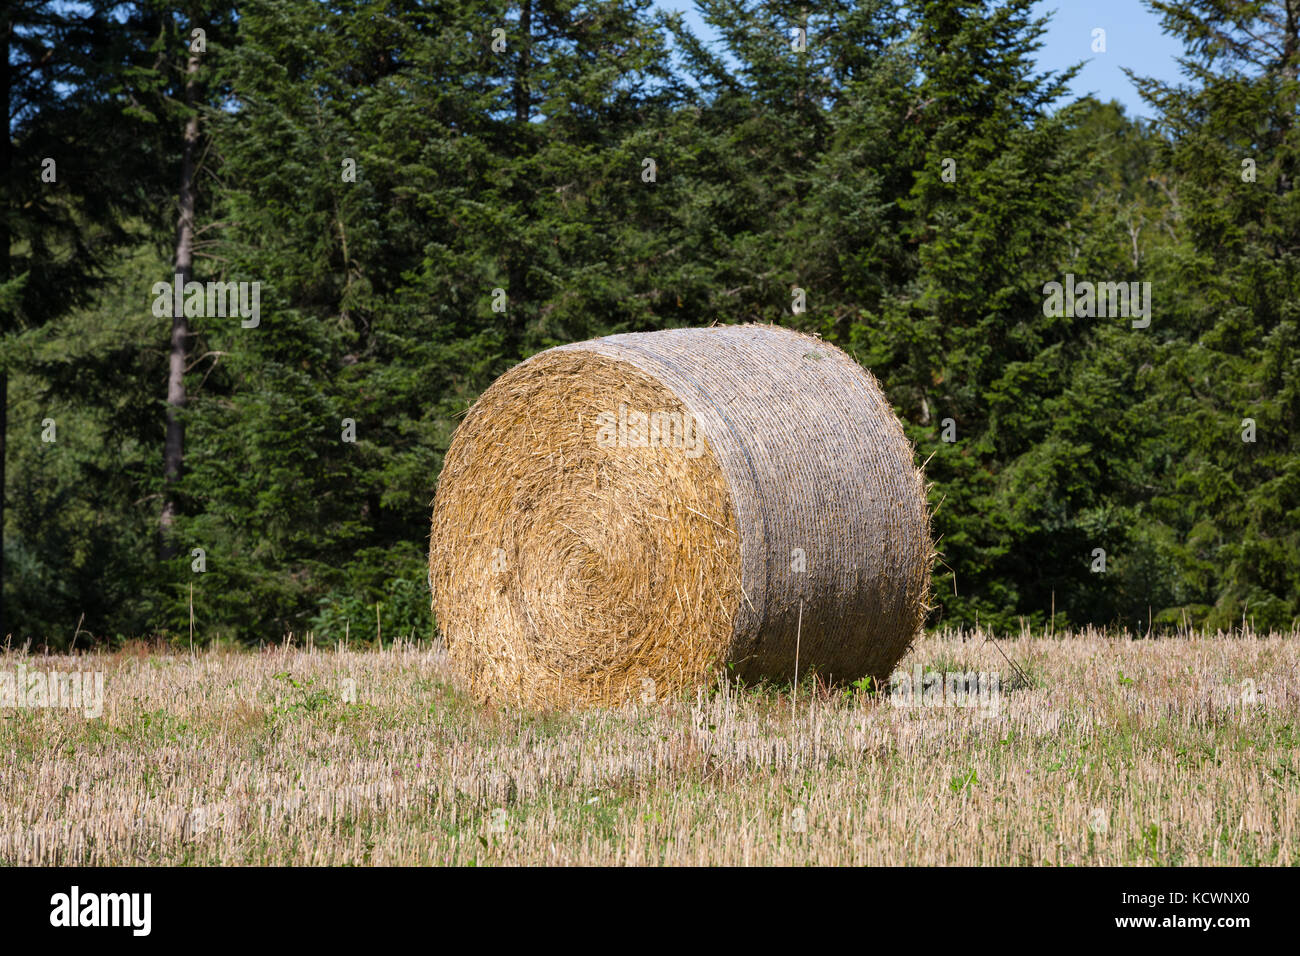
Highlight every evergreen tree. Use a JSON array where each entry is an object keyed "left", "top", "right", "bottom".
[
  {"left": 2, "top": 0, "right": 162, "bottom": 640},
  {"left": 181, "top": 0, "right": 683, "bottom": 641},
  {"left": 1129, "top": 0, "right": 1300, "bottom": 629}
]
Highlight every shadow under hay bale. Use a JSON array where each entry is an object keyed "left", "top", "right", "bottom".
[{"left": 429, "top": 324, "right": 933, "bottom": 707}]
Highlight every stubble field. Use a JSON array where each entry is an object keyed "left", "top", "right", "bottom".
[{"left": 2, "top": 628, "right": 1296, "bottom": 865}]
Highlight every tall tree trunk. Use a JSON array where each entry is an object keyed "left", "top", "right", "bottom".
[
  {"left": 1279, "top": 1, "right": 1297, "bottom": 194},
  {"left": 159, "top": 31, "right": 201, "bottom": 559},
  {"left": 0, "top": 10, "right": 12, "bottom": 640},
  {"left": 512, "top": 0, "right": 531, "bottom": 126},
  {"left": 505, "top": 0, "right": 532, "bottom": 354},
  {"left": 0, "top": 370, "right": 7, "bottom": 643},
  {"left": 1285, "top": 1, "right": 1298, "bottom": 84}
]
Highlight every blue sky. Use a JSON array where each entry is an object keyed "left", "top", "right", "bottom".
[{"left": 652, "top": 1, "right": 1187, "bottom": 120}]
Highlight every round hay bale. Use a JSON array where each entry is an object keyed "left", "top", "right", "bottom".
[{"left": 429, "top": 323, "right": 932, "bottom": 707}]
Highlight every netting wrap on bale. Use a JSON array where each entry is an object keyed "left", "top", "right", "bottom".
[{"left": 429, "top": 324, "right": 932, "bottom": 707}]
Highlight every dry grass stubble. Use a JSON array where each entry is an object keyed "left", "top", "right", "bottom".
[{"left": 1, "top": 628, "right": 1296, "bottom": 865}]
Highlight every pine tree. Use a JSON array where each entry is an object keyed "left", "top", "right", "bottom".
[
  {"left": 183, "top": 0, "right": 683, "bottom": 640},
  {"left": 1, "top": 0, "right": 160, "bottom": 640},
  {"left": 809, "top": 0, "right": 1095, "bottom": 629},
  {"left": 1129, "top": 0, "right": 1300, "bottom": 629}
]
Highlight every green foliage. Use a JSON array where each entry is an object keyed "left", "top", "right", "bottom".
[{"left": 6, "top": 0, "right": 1300, "bottom": 643}]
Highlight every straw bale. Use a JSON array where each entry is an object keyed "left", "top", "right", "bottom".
[{"left": 429, "top": 324, "right": 932, "bottom": 707}]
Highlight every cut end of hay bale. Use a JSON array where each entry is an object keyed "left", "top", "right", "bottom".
[
  {"left": 430, "top": 324, "right": 933, "bottom": 708},
  {"left": 429, "top": 351, "right": 742, "bottom": 706}
]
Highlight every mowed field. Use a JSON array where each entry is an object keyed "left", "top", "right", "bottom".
[{"left": 2, "top": 629, "right": 1297, "bottom": 866}]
